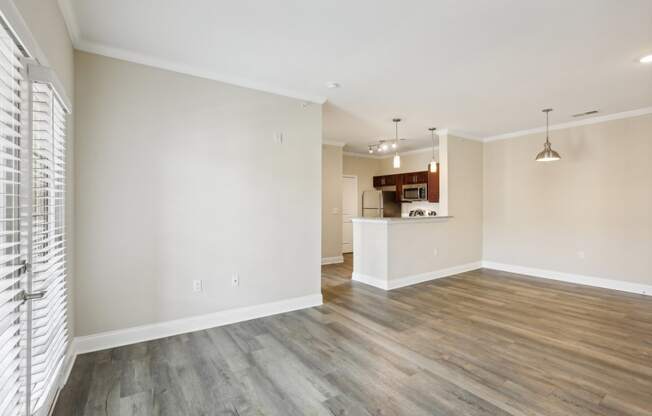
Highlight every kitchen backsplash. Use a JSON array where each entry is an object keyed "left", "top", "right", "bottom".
[{"left": 401, "top": 201, "right": 440, "bottom": 217}]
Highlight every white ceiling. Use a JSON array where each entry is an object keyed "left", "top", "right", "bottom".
[{"left": 61, "top": 0, "right": 652, "bottom": 154}]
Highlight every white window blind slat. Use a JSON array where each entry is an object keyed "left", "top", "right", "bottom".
[
  {"left": 0, "top": 23, "right": 25, "bottom": 416},
  {"left": 0, "top": 19, "right": 70, "bottom": 416},
  {"left": 27, "top": 82, "right": 68, "bottom": 414}
]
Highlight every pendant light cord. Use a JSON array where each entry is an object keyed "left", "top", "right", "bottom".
[
  {"left": 395, "top": 120, "right": 399, "bottom": 155},
  {"left": 544, "top": 109, "right": 551, "bottom": 145},
  {"left": 431, "top": 129, "right": 436, "bottom": 159}
]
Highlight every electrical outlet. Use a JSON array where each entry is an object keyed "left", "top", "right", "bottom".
[
  {"left": 273, "top": 132, "right": 284, "bottom": 145},
  {"left": 232, "top": 273, "right": 239, "bottom": 287},
  {"left": 192, "top": 280, "right": 202, "bottom": 292},
  {"left": 433, "top": 248, "right": 439, "bottom": 257},
  {"left": 577, "top": 251, "right": 585, "bottom": 260}
]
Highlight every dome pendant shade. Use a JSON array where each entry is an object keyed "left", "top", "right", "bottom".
[
  {"left": 535, "top": 141, "right": 561, "bottom": 162},
  {"left": 536, "top": 108, "right": 561, "bottom": 162}
]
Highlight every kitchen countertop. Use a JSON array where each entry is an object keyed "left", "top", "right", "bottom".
[{"left": 352, "top": 216, "right": 452, "bottom": 224}]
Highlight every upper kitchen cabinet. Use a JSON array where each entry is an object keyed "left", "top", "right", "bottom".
[
  {"left": 403, "top": 171, "right": 429, "bottom": 185},
  {"left": 373, "top": 174, "right": 397, "bottom": 187},
  {"left": 372, "top": 168, "right": 438, "bottom": 202}
]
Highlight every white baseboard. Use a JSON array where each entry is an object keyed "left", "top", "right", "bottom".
[
  {"left": 43, "top": 342, "right": 78, "bottom": 416},
  {"left": 321, "top": 255, "right": 344, "bottom": 265},
  {"left": 353, "top": 261, "right": 482, "bottom": 291},
  {"left": 74, "top": 293, "right": 323, "bottom": 354},
  {"left": 352, "top": 272, "right": 390, "bottom": 290},
  {"left": 60, "top": 342, "right": 77, "bottom": 387},
  {"left": 388, "top": 262, "right": 483, "bottom": 290},
  {"left": 482, "top": 261, "right": 652, "bottom": 296}
]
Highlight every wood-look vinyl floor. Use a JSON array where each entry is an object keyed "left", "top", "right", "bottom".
[{"left": 53, "top": 254, "right": 652, "bottom": 415}]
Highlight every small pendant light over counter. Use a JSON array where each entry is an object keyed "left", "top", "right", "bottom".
[
  {"left": 428, "top": 127, "right": 438, "bottom": 173},
  {"left": 535, "top": 108, "right": 561, "bottom": 162},
  {"left": 392, "top": 118, "right": 401, "bottom": 168}
]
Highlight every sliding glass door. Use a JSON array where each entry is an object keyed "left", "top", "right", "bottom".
[
  {"left": 0, "top": 22, "right": 28, "bottom": 416},
  {"left": 0, "top": 19, "right": 70, "bottom": 416},
  {"left": 27, "top": 78, "right": 68, "bottom": 415}
]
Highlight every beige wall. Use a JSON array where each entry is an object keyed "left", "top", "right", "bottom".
[
  {"left": 14, "top": 0, "right": 76, "bottom": 335},
  {"left": 483, "top": 114, "right": 652, "bottom": 286},
  {"left": 343, "top": 154, "right": 379, "bottom": 216},
  {"left": 74, "top": 51, "right": 322, "bottom": 336},
  {"left": 377, "top": 149, "right": 438, "bottom": 175},
  {"left": 14, "top": 0, "right": 74, "bottom": 95},
  {"left": 322, "top": 145, "right": 343, "bottom": 259}
]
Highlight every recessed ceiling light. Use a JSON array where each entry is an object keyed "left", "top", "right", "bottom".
[
  {"left": 640, "top": 54, "right": 652, "bottom": 63},
  {"left": 326, "top": 82, "right": 340, "bottom": 89}
]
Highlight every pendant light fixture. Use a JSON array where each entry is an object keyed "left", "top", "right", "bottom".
[
  {"left": 392, "top": 118, "right": 401, "bottom": 168},
  {"left": 535, "top": 108, "right": 561, "bottom": 162},
  {"left": 428, "top": 127, "right": 437, "bottom": 173}
]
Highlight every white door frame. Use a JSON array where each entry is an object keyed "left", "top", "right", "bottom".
[{"left": 341, "top": 175, "right": 358, "bottom": 253}]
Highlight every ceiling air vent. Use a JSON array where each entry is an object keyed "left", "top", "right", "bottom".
[{"left": 572, "top": 110, "right": 599, "bottom": 118}]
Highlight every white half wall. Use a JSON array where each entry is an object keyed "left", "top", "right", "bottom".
[
  {"left": 74, "top": 51, "right": 322, "bottom": 337},
  {"left": 352, "top": 135, "right": 483, "bottom": 290}
]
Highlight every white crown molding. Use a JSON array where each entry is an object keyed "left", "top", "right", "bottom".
[
  {"left": 57, "top": 0, "right": 80, "bottom": 43},
  {"left": 322, "top": 141, "right": 347, "bottom": 147},
  {"left": 482, "top": 261, "right": 652, "bottom": 296},
  {"left": 484, "top": 107, "right": 652, "bottom": 142},
  {"left": 56, "top": 0, "right": 327, "bottom": 103},
  {"left": 72, "top": 38, "right": 327, "bottom": 104},
  {"left": 321, "top": 255, "right": 344, "bottom": 265},
  {"left": 75, "top": 293, "right": 323, "bottom": 354}
]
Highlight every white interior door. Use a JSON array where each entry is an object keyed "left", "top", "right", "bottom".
[{"left": 342, "top": 175, "right": 357, "bottom": 253}]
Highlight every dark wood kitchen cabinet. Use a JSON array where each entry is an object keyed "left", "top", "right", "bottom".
[
  {"left": 373, "top": 174, "right": 396, "bottom": 187},
  {"left": 373, "top": 167, "right": 438, "bottom": 202},
  {"left": 403, "top": 171, "right": 428, "bottom": 184},
  {"left": 427, "top": 164, "right": 440, "bottom": 203},
  {"left": 395, "top": 174, "right": 403, "bottom": 202}
]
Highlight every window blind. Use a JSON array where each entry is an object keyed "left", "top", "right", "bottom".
[
  {"left": 0, "top": 15, "right": 70, "bottom": 416},
  {"left": 0, "top": 23, "right": 26, "bottom": 416},
  {"left": 28, "top": 81, "right": 67, "bottom": 413}
]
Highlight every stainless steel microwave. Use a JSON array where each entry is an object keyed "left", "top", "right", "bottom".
[{"left": 402, "top": 184, "right": 427, "bottom": 201}]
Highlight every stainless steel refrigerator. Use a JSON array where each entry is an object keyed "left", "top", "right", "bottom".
[{"left": 362, "top": 190, "right": 401, "bottom": 218}]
